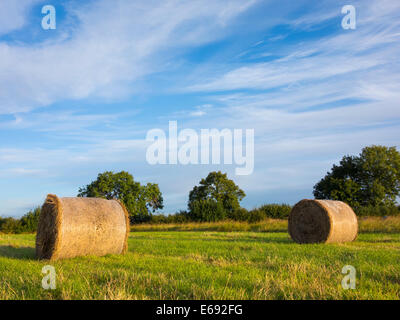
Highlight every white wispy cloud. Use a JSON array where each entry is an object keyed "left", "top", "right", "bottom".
[
  {"left": 0, "top": 0, "right": 41, "bottom": 36},
  {"left": 187, "top": 0, "right": 400, "bottom": 93},
  {"left": 0, "top": 0, "right": 257, "bottom": 114},
  {"left": 166, "top": 0, "right": 400, "bottom": 204}
]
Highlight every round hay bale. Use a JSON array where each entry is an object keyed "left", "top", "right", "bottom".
[
  {"left": 288, "top": 199, "right": 358, "bottom": 244},
  {"left": 36, "top": 194, "right": 130, "bottom": 260}
]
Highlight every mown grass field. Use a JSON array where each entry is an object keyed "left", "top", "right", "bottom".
[{"left": 0, "top": 217, "right": 399, "bottom": 300}]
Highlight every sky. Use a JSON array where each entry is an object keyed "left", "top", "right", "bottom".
[{"left": 0, "top": 0, "right": 399, "bottom": 217}]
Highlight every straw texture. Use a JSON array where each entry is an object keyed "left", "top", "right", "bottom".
[
  {"left": 36, "top": 194, "right": 130, "bottom": 260},
  {"left": 288, "top": 199, "right": 358, "bottom": 244}
]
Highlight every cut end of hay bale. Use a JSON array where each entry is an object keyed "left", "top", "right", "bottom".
[
  {"left": 288, "top": 199, "right": 358, "bottom": 244},
  {"left": 36, "top": 194, "right": 130, "bottom": 261},
  {"left": 35, "top": 194, "right": 62, "bottom": 260}
]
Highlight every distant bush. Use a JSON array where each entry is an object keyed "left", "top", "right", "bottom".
[
  {"left": 228, "top": 207, "right": 249, "bottom": 221},
  {"left": 188, "top": 199, "right": 227, "bottom": 222},
  {"left": 0, "top": 218, "right": 24, "bottom": 234},
  {"left": 20, "top": 207, "right": 41, "bottom": 232},
  {"left": 148, "top": 214, "right": 168, "bottom": 224},
  {"left": 0, "top": 207, "right": 41, "bottom": 234},
  {"left": 169, "top": 210, "right": 190, "bottom": 223},
  {"left": 130, "top": 213, "right": 152, "bottom": 224},
  {"left": 147, "top": 211, "right": 190, "bottom": 224},
  {"left": 258, "top": 204, "right": 292, "bottom": 219},
  {"left": 228, "top": 208, "right": 266, "bottom": 223},
  {"left": 355, "top": 205, "right": 400, "bottom": 217},
  {"left": 247, "top": 209, "right": 266, "bottom": 223}
]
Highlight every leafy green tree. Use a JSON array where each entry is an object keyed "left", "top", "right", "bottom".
[
  {"left": 314, "top": 145, "right": 400, "bottom": 207},
  {"left": 78, "top": 171, "right": 163, "bottom": 221},
  {"left": 188, "top": 171, "right": 246, "bottom": 218}
]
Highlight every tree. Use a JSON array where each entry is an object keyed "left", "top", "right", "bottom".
[
  {"left": 313, "top": 145, "right": 400, "bottom": 207},
  {"left": 188, "top": 171, "right": 246, "bottom": 219},
  {"left": 78, "top": 171, "right": 163, "bottom": 221}
]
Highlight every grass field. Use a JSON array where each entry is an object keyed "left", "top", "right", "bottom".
[{"left": 0, "top": 217, "right": 399, "bottom": 300}]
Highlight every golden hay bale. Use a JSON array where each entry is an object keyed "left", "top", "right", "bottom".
[
  {"left": 288, "top": 199, "right": 358, "bottom": 244},
  {"left": 36, "top": 194, "right": 130, "bottom": 260}
]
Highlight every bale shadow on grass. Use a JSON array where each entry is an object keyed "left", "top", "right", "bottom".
[{"left": 0, "top": 245, "right": 36, "bottom": 260}]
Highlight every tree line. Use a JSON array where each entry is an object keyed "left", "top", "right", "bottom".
[{"left": 1, "top": 145, "right": 400, "bottom": 233}]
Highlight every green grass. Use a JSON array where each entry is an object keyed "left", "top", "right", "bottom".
[{"left": 1, "top": 219, "right": 400, "bottom": 300}]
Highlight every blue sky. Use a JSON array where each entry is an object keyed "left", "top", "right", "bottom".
[{"left": 1, "top": 0, "right": 400, "bottom": 217}]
